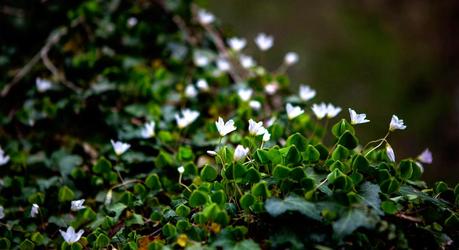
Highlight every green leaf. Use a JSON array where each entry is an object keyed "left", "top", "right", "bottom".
[
  {"left": 360, "top": 182, "right": 382, "bottom": 215},
  {"left": 0, "top": 238, "right": 10, "bottom": 249},
  {"left": 337, "top": 131, "right": 358, "bottom": 149},
  {"left": 273, "top": 165, "right": 291, "bottom": 179},
  {"left": 434, "top": 181, "right": 448, "bottom": 194},
  {"left": 240, "top": 193, "right": 255, "bottom": 209},
  {"left": 233, "top": 163, "right": 247, "bottom": 179},
  {"left": 95, "top": 234, "right": 110, "bottom": 248},
  {"left": 352, "top": 155, "right": 370, "bottom": 173},
  {"left": 399, "top": 160, "right": 413, "bottom": 179},
  {"left": 332, "top": 145, "right": 349, "bottom": 161},
  {"left": 264, "top": 196, "right": 321, "bottom": 221},
  {"left": 162, "top": 223, "right": 177, "bottom": 238},
  {"left": 211, "top": 190, "right": 227, "bottom": 205},
  {"left": 332, "top": 208, "right": 378, "bottom": 238},
  {"left": 381, "top": 200, "right": 399, "bottom": 214},
  {"left": 303, "top": 145, "right": 320, "bottom": 162},
  {"left": 251, "top": 181, "right": 270, "bottom": 198},
  {"left": 254, "top": 149, "right": 270, "bottom": 164},
  {"left": 189, "top": 190, "right": 208, "bottom": 207},
  {"left": 329, "top": 161, "right": 351, "bottom": 174},
  {"left": 380, "top": 177, "right": 400, "bottom": 194},
  {"left": 245, "top": 167, "right": 260, "bottom": 183},
  {"left": 233, "top": 239, "right": 261, "bottom": 250},
  {"left": 19, "top": 239, "right": 35, "bottom": 250},
  {"left": 331, "top": 119, "right": 355, "bottom": 138},
  {"left": 58, "top": 186, "right": 75, "bottom": 202},
  {"left": 175, "top": 205, "right": 191, "bottom": 217},
  {"left": 178, "top": 146, "right": 194, "bottom": 162},
  {"left": 314, "top": 144, "right": 329, "bottom": 160},
  {"left": 145, "top": 173, "right": 162, "bottom": 190},
  {"left": 92, "top": 157, "right": 111, "bottom": 174},
  {"left": 286, "top": 133, "right": 308, "bottom": 151},
  {"left": 280, "top": 146, "right": 302, "bottom": 165},
  {"left": 201, "top": 165, "right": 218, "bottom": 181}
]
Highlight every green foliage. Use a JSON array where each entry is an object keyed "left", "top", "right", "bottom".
[{"left": 0, "top": 0, "right": 457, "bottom": 249}]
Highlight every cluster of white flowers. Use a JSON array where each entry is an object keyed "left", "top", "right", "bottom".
[
  {"left": 215, "top": 117, "right": 237, "bottom": 136},
  {"left": 248, "top": 119, "right": 270, "bottom": 142},
  {"left": 311, "top": 103, "right": 342, "bottom": 119},
  {"left": 286, "top": 103, "right": 304, "bottom": 120},
  {"left": 111, "top": 140, "right": 131, "bottom": 156},
  {"left": 299, "top": 85, "right": 316, "bottom": 102},
  {"left": 0, "top": 146, "right": 10, "bottom": 166},
  {"left": 140, "top": 121, "right": 155, "bottom": 139}
]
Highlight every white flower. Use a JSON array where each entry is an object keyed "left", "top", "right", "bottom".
[
  {"left": 71, "top": 199, "right": 86, "bottom": 212},
  {"left": 175, "top": 109, "right": 200, "bottom": 129},
  {"left": 228, "top": 37, "right": 246, "bottom": 51},
  {"left": 264, "top": 82, "right": 278, "bottom": 95},
  {"left": 286, "top": 103, "right": 304, "bottom": 120},
  {"left": 127, "top": 17, "right": 138, "bottom": 28},
  {"left": 196, "top": 79, "right": 209, "bottom": 91},
  {"left": 255, "top": 33, "right": 274, "bottom": 51},
  {"left": 234, "top": 145, "right": 249, "bottom": 161},
  {"left": 216, "top": 58, "right": 231, "bottom": 72},
  {"left": 177, "top": 166, "right": 185, "bottom": 174},
  {"left": 417, "top": 148, "right": 433, "bottom": 164},
  {"left": 215, "top": 117, "right": 237, "bottom": 136},
  {"left": 140, "top": 121, "right": 155, "bottom": 139},
  {"left": 0, "top": 206, "right": 4, "bottom": 219},
  {"left": 249, "top": 100, "right": 262, "bottom": 110},
  {"left": 0, "top": 146, "right": 10, "bottom": 166},
  {"left": 185, "top": 85, "right": 198, "bottom": 98},
  {"left": 311, "top": 103, "right": 328, "bottom": 120},
  {"left": 348, "top": 108, "right": 370, "bottom": 125},
  {"left": 197, "top": 9, "right": 215, "bottom": 25},
  {"left": 238, "top": 88, "right": 253, "bottom": 102},
  {"left": 240, "top": 55, "right": 255, "bottom": 68},
  {"left": 110, "top": 140, "right": 131, "bottom": 156},
  {"left": 326, "top": 103, "right": 342, "bottom": 118},
  {"left": 299, "top": 85, "right": 316, "bottom": 101},
  {"left": 206, "top": 150, "right": 217, "bottom": 156},
  {"left": 284, "top": 52, "right": 299, "bottom": 65},
  {"left": 265, "top": 117, "right": 276, "bottom": 127},
  {"left": 59, "top": 226, "right": 84, "bottom": 244},
  {"left": 30, "top": 204, "right": 39, "bottom": 218},
  {"left": 389, "top": 115, "right": 407, "bottom": 131},
  {"left": 262, "top": 131, "right": 271, "bottom": 142},
  {"left": 248, "top": 119, "right": 266, "bottom": 136},
  {"left": 36, "top": 78, "right": 53, "bottom": 93},
  {"left": 193, "top": 51, "right": 211, "bottom": 67},
  {"left": 386, "top": 144, "right": 396, "bottom": 162}
]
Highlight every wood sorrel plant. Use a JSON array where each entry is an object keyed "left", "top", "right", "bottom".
[{"left": 0, "top": 1, "right": 458, "bottom": 249}]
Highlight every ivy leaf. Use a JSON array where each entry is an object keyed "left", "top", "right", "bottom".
[
  {"left": 333, "top": 208, "right": 378, "bottom": 239},
  {"left": 360, "top": 182, "right": 383, "bottom": 215},
  {"left": 265, "top": 196, "right": 321, "bottom": 221}
]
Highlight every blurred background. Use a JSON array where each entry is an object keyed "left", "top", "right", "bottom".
[{"left": 207, "top": 0, "right": 459, "bottom": 184}]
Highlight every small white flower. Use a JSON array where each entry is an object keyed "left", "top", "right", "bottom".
[
  {"left": 326, "top": 103, "right": 342, "bottom": 118},
  {"left": 216, "top": 58, "right": 231, "bottom": 72},
  {"left": 140, "top": 121, "right": 155, "bottom": 139},
  {"left": 286, "top": 103, "right": 304, "bottom": 120},
  {"left": 264, "top": 82, "right": 278, "bottom": 95},
  {"left": 228, "top": 37, "right": 246, "bottom": 51},
  {"left": 299, "top": 85, "right": 316, "bottom": 101},
  {"left": 255, "top": 33, "right": 274, "bottom": 51},
  {"left": 36, "top": 78, "right": 53, "bottom": 93},
  {"left": 238, "top": 88, "right": 253, "bottom": 102},
  {"left": 177, "top": 166, "right": 185, "bottom": 174},
  {"left": 249, "top": 100, "right": 262, "bottom": 110},
  {"left": 265, "top": 117, "right": 276, "bottom": 127},
  {"left": 234, "top": 145, "right": 249, "bottom": 161},
  {"left": 0, "top": 146, "right": 10, "bottom": 166},
  {"left": 193, "top": 51, "right": 211, "bottom": 67},
  {"left": 386, "top": 144, "right": 396, "bottom": 162},
  {"left": 389, "top": 115, "right": 407, "bottom": 131},
  {"left": 0, "top": 206, "right": 4, "bottom": 219},
  {"left": 262, "top": 131, "right": 271, "bottom": 142},
  {"left": 196, "top": 79, "right": 209, "bottom": 91},
  {"left": 284, "top": 52, "right": 299, "bottom": 65},
  {"left": 59, "top": 226, "right": 84, "bottom": 244},
  {"left": 417, "top": 148, "right": 433, "bottom": 164},
  {"left": 127, "top": 17, "right": 138, "bottom": 28},
  {"left": 215, "top": 117, "right": 237, "bottom": 136},
  {"left": 30, "top": 204, "right": 39, "bottom": 218},
  {"left": 248, "top": 119, "right": 266, "bottom": 136},
  {"left": 348, "top": 108, "right": 370, "bottom": 125},
  {"left": 311, "top": 103, "right": 328, "bottom": 120},
  {"left": 71, "top": 199, "right": 86, "bottom": 212},
  {"left": 175, "top": 109, "right": 200, "bottom": 129},
  {"left": 206, "top": 150, "right": 217, "bottom": 156},
  {"left": 185, "top": 84, "right": 198, "bottom": 98},
  {"left": 197, "top": 9, "right": 215, "bottom": 25},
  {"left": 240, "top": 54, "right": 255, "bottom": 68},
  {"left": 110, "top": 140, "right": 131, "bottom": 156}
]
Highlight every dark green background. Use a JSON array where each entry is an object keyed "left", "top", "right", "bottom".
[{"left": 207, "top": 0, "right": 459, "bottom": 184}]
